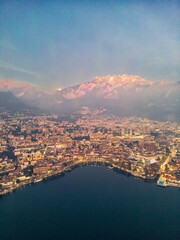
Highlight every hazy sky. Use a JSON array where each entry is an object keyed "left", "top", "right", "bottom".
[{"left": 0, "top": 0, "right": 179, "bottom": 91}]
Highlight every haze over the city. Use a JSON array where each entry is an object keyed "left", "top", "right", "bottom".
[{"left": 0, "top": 0, "right": 179, "bottom": 92}]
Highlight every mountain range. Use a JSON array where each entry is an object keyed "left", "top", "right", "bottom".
[
  {"left": 0, "top": 91, "right": 32, "bottom": 113},
  {"left": 0, "top": 75, "right": 179, "bottom": 121}
]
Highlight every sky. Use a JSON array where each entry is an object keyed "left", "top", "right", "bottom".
[{"left": 0, "top": 0, "right": 179, "bottom": 92}]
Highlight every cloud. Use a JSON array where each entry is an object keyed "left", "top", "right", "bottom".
[{"left": 0, "top": 61, "right": 45, "bottom": 78}]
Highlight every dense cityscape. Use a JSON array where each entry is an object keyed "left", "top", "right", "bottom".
[{"left": 0, "top": 110, "right": 180, "bottom": 196}]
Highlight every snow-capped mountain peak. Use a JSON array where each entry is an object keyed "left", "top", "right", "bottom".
[{"left": 56, "top": 74, "right": 155, "bottom": 100}]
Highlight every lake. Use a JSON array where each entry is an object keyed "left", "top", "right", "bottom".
[{"left": 0, "top": 166, "right": 179, "bottom": 240}]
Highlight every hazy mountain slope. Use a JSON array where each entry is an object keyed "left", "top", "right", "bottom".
[
  {"left": 54, "top": 75, "right": 180, "bottom": 121},
  {"left": 0, "top": 91, "right": 47, "bottom": 115},
  {"left": 0, "top": 79, "right": 54, "bottom": 109},
  {"left": 0, "top": 76, "right": 179, "bottom": 121},
  {"left": 0, "top": 91, "right": 31, "bottom": 113}
]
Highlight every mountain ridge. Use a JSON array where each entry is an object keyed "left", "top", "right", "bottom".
[
  {"left": 0, "top": 75, "right": 179, "bottom": 121},
  {"left": 55, "top": 74, "right": 172, "bottom": 100}
]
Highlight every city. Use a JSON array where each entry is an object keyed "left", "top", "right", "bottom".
[
  {"left": 1, "top": 1, "right": 179, "bottom": 239},
  {"left": 0, "top": 111, "right": 180, "bottom": 196}
]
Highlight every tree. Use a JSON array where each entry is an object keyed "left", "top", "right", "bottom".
[{"left": 16, "top": 179, "right": 20, "bottom": 184}]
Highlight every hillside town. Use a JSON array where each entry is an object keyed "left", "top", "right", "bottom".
[{"left": 0, "top": 111, "right": 180, "bottom": 195}]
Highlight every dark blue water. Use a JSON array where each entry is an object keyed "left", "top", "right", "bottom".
[{"left": 0, "top": 166, "right": 179, "bottom": 240}]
